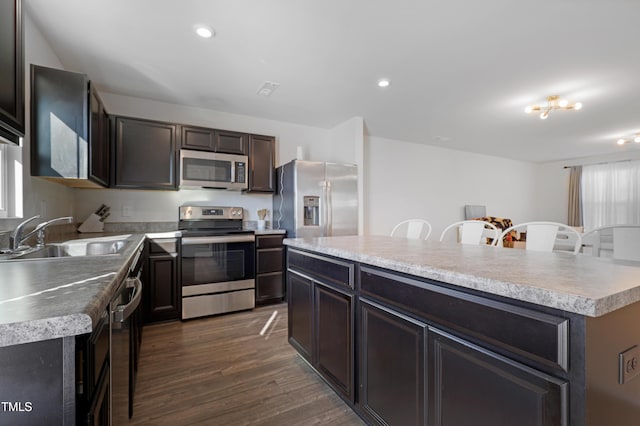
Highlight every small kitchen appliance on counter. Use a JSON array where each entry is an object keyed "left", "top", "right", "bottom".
[{"left": 178, "top": 205, "right": 255, "bottom": 319}]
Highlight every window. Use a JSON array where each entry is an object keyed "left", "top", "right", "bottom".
[
  {"left": 581, "top": 160, "right": 640, "bottom": 231},
  {"left": 0, "top": 144, "right": 8, "bottom": 215},
  {"left": 0, "top": 142, "right": 23, "bottom": 219}
]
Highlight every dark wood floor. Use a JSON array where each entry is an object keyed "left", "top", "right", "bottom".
[{"left": 130, "top": 303, "right": 365, "bottom": 425}]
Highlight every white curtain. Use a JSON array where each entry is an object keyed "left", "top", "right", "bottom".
[{"left": 581, "top": 160, "right": 640, "bottom": 231}]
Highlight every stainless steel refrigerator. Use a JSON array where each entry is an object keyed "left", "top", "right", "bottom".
[{"left": 273, "top": 160, "right": 358, "bottom": 237}]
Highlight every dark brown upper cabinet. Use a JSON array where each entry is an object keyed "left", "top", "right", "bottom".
[
  {"left": 89, "top": 85, "right": 110, "bottom": 186},
  {"left": 0, "top": 0, "right": 24, "bottom": 144},
  {"left": 214, "top": 129, "right": 247, "bottom": 155},
  {"left": 30, "top": 65, "right": 109, "bottom": 187},
  {"left": 247, "top": 134, "right": 275, "bottom": 193},
  {"left": 181, "top": 125, "right": 247, "bottom": 155},
  {"left": 181, "top": 125, "right": 215, "bottom": 151},
  {"left": 112, "top": 116, "right": 178, "bottom": 190}
]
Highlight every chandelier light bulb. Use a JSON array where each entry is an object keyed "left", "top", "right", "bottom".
[
  {"left": 524, "top": 106, "right": 533, "bottom": 114},
  {"left": 617, "top": 138, "right": 626, "bottom": 145},
  {"left": 574, "top": 102, "right": 583, "bottom": 110},
  {"left": 634, "top": 136, "right": 640, "bottom": 143},
  {"left": 539, "top": 111, "right": 549, "bottom": 120},
  {"left": 558, "top": 99, "right": 569, "bottom": 108}
]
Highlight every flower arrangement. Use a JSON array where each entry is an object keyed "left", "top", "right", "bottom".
[{"left": 257, "top": 209, "right": 268, "bottom": 220}]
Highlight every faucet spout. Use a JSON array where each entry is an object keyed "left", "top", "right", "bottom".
[{"left": 33, "top": 216, "right": 74, "bottom": 247}]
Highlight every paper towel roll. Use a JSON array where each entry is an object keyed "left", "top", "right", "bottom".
[{"left": 296, "top": 146, "right": 304, "bottom": 160}]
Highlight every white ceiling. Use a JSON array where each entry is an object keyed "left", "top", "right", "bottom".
[{"left": 24, "top": 0, "right": 640, "bottom": 163}]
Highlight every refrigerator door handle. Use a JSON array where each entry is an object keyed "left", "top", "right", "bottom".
[
  {"left": 321, "top": 181, "right": 328, "bottom": 236},
  {"left": 326, "top": 181, "right": 332, "bottom": 236}
]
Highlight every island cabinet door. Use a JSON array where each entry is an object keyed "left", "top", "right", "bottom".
[
  {"left": 314, "top": 281, "right": 354, "bottom": 403},
  {"left": 358, "top": 298, "right": 427, "bottom": 426},
  {"left": 288, "top": 271, "right": 314, "bottom": 361},
  {"left": 428, "top": 327, "right": 568, "bottom": 426}
]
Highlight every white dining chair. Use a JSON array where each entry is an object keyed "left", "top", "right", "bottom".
[
  {"left": 390, "top": 219, "right": 432, "bottom": 240},
  {"left": 582, "top": 225, "right": 640, "bottom": 261},
  {"left": 493, "top": 221, "right": 583, "bottom": 255},
  {"left": 439, "top": 220, "right": 499, "bottom": 245}
]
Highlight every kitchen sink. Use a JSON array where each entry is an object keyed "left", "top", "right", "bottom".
[{"left": 0, "top": 236, "right": 129, "bottom": 261}]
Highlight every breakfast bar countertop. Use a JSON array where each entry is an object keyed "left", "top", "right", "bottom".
[
  {"left": 284, "top": 235, "right": 640, "bottom": 317},
  {"left": 0, "top": 233, "right": 146, "bottom": 348}
]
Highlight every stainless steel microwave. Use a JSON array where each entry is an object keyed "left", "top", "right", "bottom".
[{"left": 180, "top": 149, "right": 248, "bottom": 190}]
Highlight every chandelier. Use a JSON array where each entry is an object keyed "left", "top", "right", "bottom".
[
  {"left": 617, "top": 133, "right": 640, "bottom": 145},
  {"left": 524, "top": 95, "right": 582, "bottom": 119}
]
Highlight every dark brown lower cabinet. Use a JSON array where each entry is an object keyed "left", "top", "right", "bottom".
[
  {"left": 143, "top": 238, "right": 180, "bottom": 323},
  {"left": 287, "top": 271, "right": 313, "bottom": 361},
  {"left": 359, "top": 298, "right": 426, "bottom": 426},
  {"left": 256, "top": 234, "right": 285, "bottom": 305},
  {"left": 0, "top": 338, "right": 71, "bottom": 424},
  {"left": 286, "top": 249, "right": 581, "bottom": 425},
  {"left": 287, "top": 263, "right": 355, "bottom": 403},
  {"left": 428, "top": 328, "right": 567, "bottom": 426},
  {"left": 315, "top": 282, "right": 354, "bottom": 402}
]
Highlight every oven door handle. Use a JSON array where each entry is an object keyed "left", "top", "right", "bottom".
[{"left": 182, "top": 235, "right": 255, "bottom": 245}]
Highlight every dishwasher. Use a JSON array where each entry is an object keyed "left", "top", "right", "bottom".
[{"left": 111, "top": 244, "right": 144, "bottom": 423}]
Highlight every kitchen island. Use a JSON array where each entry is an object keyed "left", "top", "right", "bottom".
[
  {"left": 0, "top": 233, "right": 145, "bottom": 425},
  {"left": 284, "top": 235, "right": 640, "bottom": 426}
]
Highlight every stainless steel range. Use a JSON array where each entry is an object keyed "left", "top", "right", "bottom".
[{"left": 179, "top": 205, "right": 255, "bottom": 319}]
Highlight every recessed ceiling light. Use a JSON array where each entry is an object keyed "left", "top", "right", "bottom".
[
  {"left": 194, "top": 25, "right": 214, "bottom": 39},
  {"left": 377, "top": 79, "right": 391, "bottom": 88}
]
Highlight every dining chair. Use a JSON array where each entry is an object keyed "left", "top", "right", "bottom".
[
  {"left": 582, "top": 225, "right": 640, "bottom": 261},
  {"left": 439, "top": 220, "right": 499, "bottom": 245},
  {"left": 493, "top": 221, "right": 583, "bottom": 255},
  {"left": 390, "top": 219, "right": 432, "bottom": 240}
]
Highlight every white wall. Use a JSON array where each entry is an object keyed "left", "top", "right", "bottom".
[
  {"left": 364, "top": 136, "right": 540, "bottom": 238},
  {"left": 328, "top": 117, "right": 365, "bottom": 234}
]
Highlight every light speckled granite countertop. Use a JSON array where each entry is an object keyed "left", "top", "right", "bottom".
[
  {"left": 284, "top": 235, "right": 640, "bottom": 317},
  {"left": 0, "top": 233, "right": 146, "bottom": 348}
]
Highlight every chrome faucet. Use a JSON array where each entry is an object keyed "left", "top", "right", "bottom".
[
  {"left": 9, "top": 215, "right": 74, "bottom": 251},
  {"left": 32, "top": 216, "right": 74, "bottom": 248},
  {"left": 9, "top": 215, "right": 40, "bottom": 251}
]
